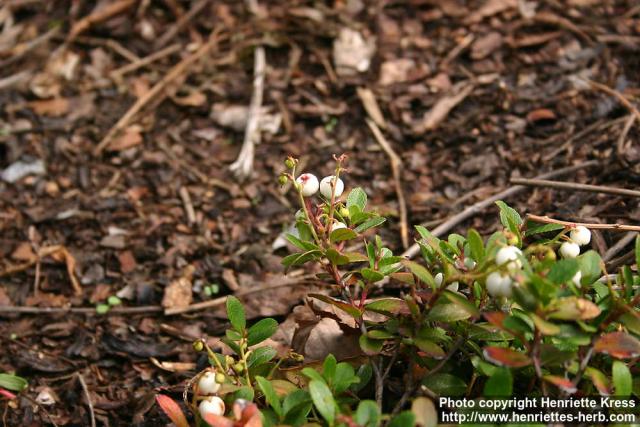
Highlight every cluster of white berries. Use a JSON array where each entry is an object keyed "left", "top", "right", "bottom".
[
  {"left": 197, "top": 370, "right": 225, "bottom": 418},
  {"left": 296, "top": 173, "right": 344, "bottom": 199},
  {"left": 559, "top": 226, "right": 591, "bottom": 259},
  {"left": 486, "top": 246, "right": 523, "bottom": 298}
]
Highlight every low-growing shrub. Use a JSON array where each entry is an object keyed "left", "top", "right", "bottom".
[{"left": 157, "top": 155, "right": 640, "bottom": 426}]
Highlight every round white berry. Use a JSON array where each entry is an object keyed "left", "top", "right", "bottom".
[
  {"left": 296, "top": 173, "right": 319, "bottom": 197},
  {"left": 572, "top": 271, "right": 582, "bottom": 287},
  {"left": 197, "top": 371, "right": 221, "bottom": 395},
  {"left": 447, "top": 281, "right": 459, "bottom": 292},
  {"left": 500, "top": 279, "right": 513, "bottom": 298},
  {"left": 464, "top": 258, "right": 477, "bottom": 269},
  {"left": 199, "top": 396, "right": 225, "bottom": 418},
  {"left": 559, "top": 241, "right": 580, "bottom": 259},
  {"left": 319, "top": 176, "right": 344, "bottom": 199},
  {"left": 434, "top": 272, "right": 443, "bottom": 287},
  {"left": 486, "top": 272, "right": 510, "bottom": 298},
  {"left": 570, "top": 226, "right": 591, "bottom": 246},
  {"left": 496, "top": 246, "right": 522, "bottom": 272}
]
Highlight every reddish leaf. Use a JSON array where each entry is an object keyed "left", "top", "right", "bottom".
[
  {"left": 594, "top": 332, "right": 640, "bottom": 359},
  {"left": 543, "top": 375, "right": 577, "bottom": 394},
  {"left": 203, "top": 414, "right": 234, "bottom": 427},
  {"left": 484, "top": 312, "right": 507, "bottom": 328},
  {"left": 585, "top": 367, "right": 611, "bottom": 396},
  {"left": 483, "top": 346, "right": 531, "bottom": 368},
  {"left": 309, "top": 294, "right": 363, "bottom": 318},
  {"left": 0, "top": 388, "right": 17, "bottom": 399},
  {"left": 155, "top": 395, "right": 189, "bottom": 427}
]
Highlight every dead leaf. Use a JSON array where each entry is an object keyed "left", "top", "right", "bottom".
[
  {"left": 12, "top": 242, "right": 36, "bottom": 262},
  {"left": 149, "top": 357, "right": 196, "bottom": 372},
  {"left": 414, "top": 82, "right": 474, "bottom": 133},
  {"left": 161, "top": 266, "right": 195, "bottom": 309},
  {"left": 27, "top": 98, "right": 70, "bottom": 116},
  {"left": 108, "top": 126, "right": 143, "bottom": 151},
  {"left": 46, "top": 245, "right": 82, "bottom": 295},
  {"left": 466, "top": 0, "right": 517, "bottom": 24},
  {"left": 118, "top": 250, "right": 137, "bottom": 273},
  {"left": 333, "top": 27, "right": 376, "bottom": 76},
  {"left": 471, "top": 32, "right": 503, "bottom": 59},
  {"left": 526, "top": 108, "right": 557, "bottom": 122}
]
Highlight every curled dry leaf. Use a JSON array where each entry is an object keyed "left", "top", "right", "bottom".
[{"left": 333, "top": 27, "right": 376, "bottom": 77}]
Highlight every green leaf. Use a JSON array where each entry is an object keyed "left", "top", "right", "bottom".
[
  {"left": 387, "top": 411, "right": 416, "bottom": 427},
  {"left": 546, "top": 296, "right": 601, "bottom": 320},
  {"left": 402, "top": 260, "right": 436, "bottom": 289},
  {"left": 360, "top": 268, "right": 385, "bottom": 283},
  {"left": 256, "top": 376, "right": 282, "bottom": 418},
  {"left": 226, "top": 296, "right": 246, "bottom": 332},
  {"left": 495, "top": 201, "right": 523, "bottom": 226},
  {"left": 426, "top": 302, "right": 471, "bottom": 322},
  {"left": 547, "top": 259, "right": 579, "bottom": 284},
  {"left": 301, "top": 367, "right": 325, "bottom": 384},
  {"left": 354, "top": 216, "right": 386, "bottom": 233},
  {"left": 309, "top": 294, "right": 363, "bottom": 318},
  {"left": 421, "top": 374, "right": 467, "bottom": 396},
  {"left": 285, "top": 233, "right": 318, "bottom": 251},
  {"left": 247, "top": 346, "right": 278, "bottom": 368},
  {"left": 355, "top": 400, "right": 380, "bottom": 427},
  {"left": 281, "top": 250, "right": 322, "bottom": 267},
  {"left": 247, "top": 318, "right": 278, "bottom": 346},
  {"left": 577, "top": 250, "right": 602, "bottom": 284},
  {"left": 467, "top": 229, "right": 485, "bottom": 262},
  {"left": 359, "top": 335, "right": 384, "bottom": 355},
  {"left": 282, "top": 389, "right": 311, "bottom": 415},
  {"left": 636, "top": 235, "right": 640, "bottom": 271},
  {"left": 347, "top": 187, "right": 367, "bottom": 212},
  {"left": 619, "top": 312, "right": 640, "bottom": 336},
  {"left": 613, "top": 360, "right": 632, "bottom": 397},
  {"left": 484, "top": 367, "right": 513, "bottom": 397},
  {"left": 443, "top": 290, "right": 479, "bottom": 317},
  {"left": 96, "top": 304, "right": 110, "bottom": 315},
  {"left": 309, "top": 380, "right": 337, "bottom": 425},
  {"left": 414, "top": 338, "right": 445, "bottom": 358},
  {"left": 0, "top": 374, "right": 27, "bottom": 392},
  {"left": 325, "top": 248, "right": 350, "bottom": 266},
  {"left": 333, "top": 363, "right": 358, "bottom": 394},
  {"left": 329, "top": 227, "right": 358, "bottom": 243},
  {"left": 525, "top": 222, "right": 565, "bottom": 236},
  {"left": 364, "top": 298, "right": 407, "bottom": 316},
  {"left": 322, "top": 354, "right": 337, "bottom": 385}
]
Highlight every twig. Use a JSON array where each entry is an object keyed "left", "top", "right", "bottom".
[
  {"left": 617, "top": 114, "right": 636, "bottom": 159},
  {"left": 154, "top": 0, "right": 211, "bottom": 49},
  {"left": 510, "top": 178, "right": 640, "bottom": 198},
  {"left": 164, "top": 277, "right": 319, "bottom": 315},
  {"left": 179, "top": 186, "right": 196, "bottom": 225},
  {"left": 0, "top": 305, "right": 163, "bottom": 315},
  {"left": 586, "top": 79, "right": 640, "bottom": 122},
  {"left": 76, "top": 373, "right": 96, "bottom": 427},
  {"left": 402, "top": 160, "right": 599, "bottom": 258},
  {"left": 0, "top": 26, "right": 60, "bottom": 68},
  {"left": 93, "top": 29, "right": 224, "bottom": 155},
  {"left": 526, "top": 214, "right": 640, "bottom": 232},
  {"left": 603, "top": 232, "right": 638, "bottom": 262},
  {"left": 366, "top": 119, "right": 409, "bottom": 248},
  {"left": 110, "top": 43, "right": 182, "bottom": 78},
  {"left": 229, "top": 45, "right": 266, "bottom": 180},
  {"left": 67, "top": 0, "right": 136, "bottom": 43}
]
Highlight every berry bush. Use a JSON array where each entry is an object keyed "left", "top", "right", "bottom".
[{"left": 156, "top": 156, "right": 640, "bottom": 426}]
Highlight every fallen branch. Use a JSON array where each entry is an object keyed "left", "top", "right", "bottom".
[
  {"left": 366, "top": 118, "right": 409, "bottom": 249},
  {"left": 526, "top": 214, "right": 640, "bottom": 232},
  {"left": 402, "top": 160, "right": 599, "bottom": 258},
  {"left": 93, "top": 29, "right": 224, "bottom": 155},
  {"left": 510, "top": 178, "right": 640, "bottom": 198}
]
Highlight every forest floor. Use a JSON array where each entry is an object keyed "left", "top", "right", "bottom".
[{"left": 0, "top": 0, "right": 639, "bottom": 425}]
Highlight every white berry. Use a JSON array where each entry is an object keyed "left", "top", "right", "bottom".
[
  {"left": 447, "top": 281, "right": 459, "bottom": 292},
  {"left": 197, "top": 371, "right": 221, "bottom": 395},
  {"left": 296, "top": 173, "right": 319, "bottom": 197},
  {"left": 199, "top": 396, "right": 225, "bottom": 418},
  {"left": 434, "top": 272, "right": 443, "bottom": 287},
  {"left": 486, "top": 272, "right": 511, "bottom": 298},
  {"left": 572, "top": 271, "right": 582, "bottom": 287},
  {"left": 319, "top": 176, "right": 344, "bottom": 199},
  {"left": 560, "top": 241, "right": 580, "bottom": 259},
  {"left": 570, "top": 226, "right": 591, "bottom": 246},
  {"left": 496, "top": 246, "right": 522, "bottom": 272}
]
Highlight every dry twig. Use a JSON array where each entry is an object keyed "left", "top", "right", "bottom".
[
  {"left": 229, "top": 45, "right": 266, "bottom": 180},
  {"left": 402, "top": 160, "right": 599, "bottom": 258},
  {"left": 76, "top": 373, "right": 96, "bottom": 427},
  {"left": 603, "top": 231, "right": 638, "bottom": 262},
  {"left": 365, "top": 119, "right": 409, "bottom": 249},
  {"left": 526, "top": 214, "right": 640, "bottom": 232},
  {"left": 67, "top": 0, "right": 136, "bottom": 43},
  {"left": 94, "top": 29, "right": 224, "bottom": 155},
  {"left": 510, "top": 178, "right": 640, "bottom": 198}
]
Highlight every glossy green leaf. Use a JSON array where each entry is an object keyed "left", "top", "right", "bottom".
[
  {"left": 547, "top": 259, "right": 579, "bottom": 285},
  {"left": 361, "top": 268, "right": 385, "bottom": 283},
  {"left": 333, "top": 363, "right": 358, "bottom": 394},
  {"left": 325, "top": 248, "right": 350, "bottom": 266},
  {"left": 426, "top": 302, "right": 471, "bottom": 322},
  {"left": 613, "top": 360, "right": 632, "bottom": 397},
  {"left": 322, "top": 354, "right": 337, "bottom": 385},
  {"left": 256, "top": 376, "right": 282, "bottom": 418},
  {"left": 226, "top": 296, "right": 246, "bottom": 332},
  {"left": 443, "top": 290, "right": 479, "bottom": 317},
  {"left": 467, "top": 229, "right": 485, "bottom": 262},
  {"left": 0, "top": 374, "right": 27, "bottom": 392},
  {"left": 329, "top": 227, "right": 358, "bottom": 243},
  {"left": 422, "top": 374, "right": 467, "bottom": 397},
  {"left": 354, "top": 216, "right": 386, "bottom": 233},
  {"left": 387, "top": 411, "right": 416, "bottom": 427},
  {"left": 364, "top": 298, "right": 407, "bottom": 316},
  {"left": 309, "top": 380, "right": 337, "bottom": 425},
  {"left": 247, "top": 318, "right": 278, "bottom": 346},
  {"left": 355, "top": 400, "right": 380, "bottom": 427},
  {"left": 484, "top": 366, "right": 513, "bottom": 397},
  {"left": 402, "top": 260, "right": 436, "bottom": 289},
  {"left": 247, "top": 346, "right": 277, "bottom": 368},
  {"left": 281, "top": 250, "right": 322, "bottom": 267},
  {"left": 347, "top": 187, "right": 367, "bottom": 212},
  {"left": 285, "top": 233, "right": 318, "bottom": 251},
  {"left": 414, "top": 338, "right": 445, "bottom": 359},
  {"left": 359, "top": 335, "right": 384, "bottom": 355}
]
